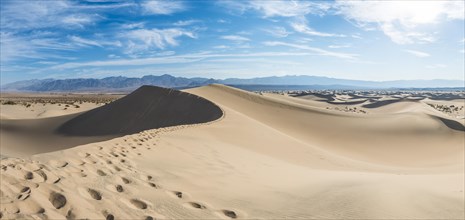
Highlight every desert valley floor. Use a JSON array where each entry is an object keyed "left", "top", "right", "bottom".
[{"left": 0, "top": 84, "right": 464, "bottom": 219}]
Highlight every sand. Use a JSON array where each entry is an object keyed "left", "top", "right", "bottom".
[{"left": 0, "top": 84, "right": 463, "bottom": 219}]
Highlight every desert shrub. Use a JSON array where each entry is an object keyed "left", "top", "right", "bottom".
[{"left": 3, "top": 100, "right": 16, "bottom": 105}]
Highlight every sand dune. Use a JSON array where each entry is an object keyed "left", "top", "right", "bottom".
[
  {"left": 58, "top": 85, "right": 222, "bottom": 136},
  {"left": 0, "top": 86, "right": 222, "bottom": 157},
  {"left": 188, "top": 84, "right": 464, "bottom": 168},
  {"left": 0, "top": 84, "right": 463, "bottom": 219}
]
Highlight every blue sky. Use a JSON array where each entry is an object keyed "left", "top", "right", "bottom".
[{"left": 1, "top": 0, "right": 464, "bottom": 84}]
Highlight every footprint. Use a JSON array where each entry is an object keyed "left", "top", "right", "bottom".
[
  {"left": 106, "top": 214, "right": 114, "bottom": 220},
  {"left": 17, "top": 193, "right": 30, "bottom": 201},
  {"left": 148, "top": 182, "right": 157, "bottom": 188},
  {"left": 172, "top": 191, "right": 183, "bottom": 198},
  {"left": 186, "top": 202, "right": 206, "bottom": 209},
  {"left": 102, "top": 210, "right": 114, "bottom": 220},
  {"left": 96, "top": 170, "right": 107, "bottom": 176},
  {"left": 129, "top": 199, "right": 147, "bottom": 209},
  {"left": 145, "top": 216, "right": 154, "bottom": 220},
  {"left": 24, "top": 172, "right": 34, "bottom": 180},
  {"left": 116, "top": 185, "right": 124, "bottom": 193},
  {"left": 87, "top": 188, "right": 102, "bottom": 200},
  {"left": 221, "top": 210, "right": 237, "bottom": 219},
  {"left": 34, "top": 170, "right": 47, "bottom": 182},
  {"left": 20, "top": 187, "right": 31, "bottom": 194},
  {"left": 49, "top": 160, "right": 68, "bottom": 168},
  {"left": 78, "top": 152, "right": 90, "bottom": 158},
  {"left": 113, "top": 166, "right": 121, "bottom": 172},
  {"left": 49, "top": 192, "right": 67, "bottom": 209},
  {"left": 121, "top": 177, "right": 131, "bottom": 184},
  {"left": 66, "top": 209, "right": 75, "bottom": 219}
]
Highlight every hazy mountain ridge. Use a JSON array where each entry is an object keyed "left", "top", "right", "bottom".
[{"left": 1, "top": 74, "right": 463, "bottom": 92}]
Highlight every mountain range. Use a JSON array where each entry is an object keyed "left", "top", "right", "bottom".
[{"left": 1, "top": 74, "right": 463, "bottom": 92}]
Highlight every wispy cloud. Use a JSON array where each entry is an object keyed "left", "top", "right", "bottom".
[
  {"left": 173, "top": 19, "right": 201, "bottom": 26},
  {"left": 69, "top": 36, "right": 103, "bottom": 47},
  {"left": 404, "top": 49, "right": 430, "bottom": 57},
  {"left": 221, "top": 35, "right": 251, "bottom": 42},
  {"left": 141, "top": 0, "right": 186, "bottom": 15},
  {"left": 123, "top": 28, "right": 196, "bottom": 55},
  {"left": 121, "top": 22, "right": 145, "bottom": 29},
  {"left": 263, "top": 41, "right": 358, "bottom": 59},
  {"left": 220, "top": 1, "right": 330, "bottom": 18},
  {"left": 291, "top": 20, "right": 345, "bottom": 37},
  {"left": 0, "top": 1, "right": 106, "bottom": 30},
  {"left": 213, "top": 45, "right": 230, "bottom": 49},
  {"left": 328, "top": 44, "right": 351, "bottom": 49},
  {"left": 46, "top": 51, "right": 315, "bottom": 70},
  {"left": 264, "top": 27, "right": 291, "bottom": 38},
  {"left": 69, "top": 35, "right": 122, "bottom": 48},
  {"left": 0, "top": 32, "right": 78, "bottom": 62}
]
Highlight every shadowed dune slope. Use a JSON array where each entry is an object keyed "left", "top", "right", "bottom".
[{"left": 57, "top": 85, "right": 223, "bottom": 136}]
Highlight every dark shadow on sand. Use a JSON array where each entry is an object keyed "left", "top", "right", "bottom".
[{"left": 435, "top": 116, "right": 465, "bottom": 132}]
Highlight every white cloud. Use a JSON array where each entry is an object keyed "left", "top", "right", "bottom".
[
  {"left": 221, "top": 35, "right": 251, "bottom": 42},
  {"left": 264, "top": 27, "right": 291, "bottom": 38},
  {"left": 291, "top": 20, "right": 345, "bottom": 37},
  {"left": 213, "top": 45, "right": 230, "bottom": 49},
  {"left": 141, "top": 0, "right": 185, "bottom": 15},
  {"left": 328, "top": 44, "right": 351, "bottom": 49},
  {"left": 220, "top": 1, "right": 330, "bottom": 18},
  {"left": 173, "top": 20, "right": 201, "bottom": 26},
  {"left": 108, "top": 54, "right": 120, "bottom": 59},
  {"left": 404, "top": 49, "right": 430, "bottom": 58},
  {"left": 249, "top": 1, "right": 329, "bottom": 17},
  {"left": 0, "top": 32, "right": 78, "bottom": 62},
  {"left": 69, "top": 36, "right": 102, "bottom": 47},
  {"left": 121, "top": 22, "right": 145, "bottom": 29},
  {"left": 123, "top": 28, "right": 195, "bottom": 55},
  {"left": 62, "top": 14, "right": 98, "bottom": 28},
  {"left": 0, "top": 1, "right": 107, "bottom": 30},
  {"left": 69, "top": 36, "right": 122, "bottom": 48},
  {"left": 335, "top": 1, "right": 464, "bottom": 44},
  {"left": 263, "top": 41, "right": 358, "bottom": 59}
]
